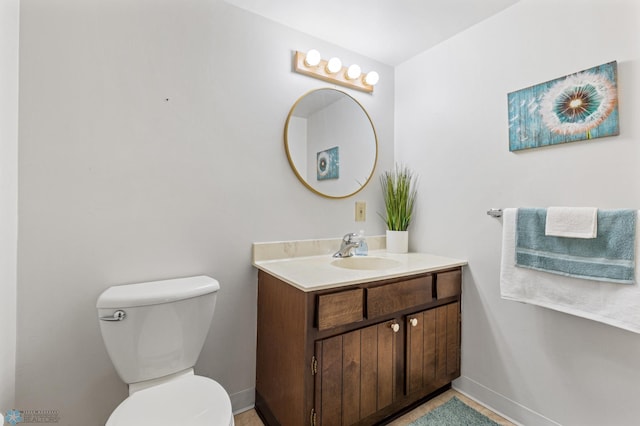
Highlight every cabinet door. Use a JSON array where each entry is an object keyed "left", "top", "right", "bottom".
[
  {"left": 314, "top": 321, "right": 399, "bottom": 426},
  {"left": 406, "top": 302, "right": 460, "bottom": 395}
]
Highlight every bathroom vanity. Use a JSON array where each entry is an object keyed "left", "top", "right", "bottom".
[{"left": 253, "top": 239, "right": 467, "bottom": 426}]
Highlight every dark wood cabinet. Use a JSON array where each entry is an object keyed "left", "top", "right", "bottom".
[
  {"left": 255, "top": 266, "right": 462, "bottom": 426},
  {"left": 405, "top": 302, "right": 460, "bottom": 396},
  {"left": 314, "top": 320, "right": 397, "bottom": 426}
]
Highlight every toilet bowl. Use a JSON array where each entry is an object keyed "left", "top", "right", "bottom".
[
  {"left": 106, "top": 370, "right": 233, "bottom": 426},
  {"left": 97, "top": 276, "right": 234, "bottom": 426}
]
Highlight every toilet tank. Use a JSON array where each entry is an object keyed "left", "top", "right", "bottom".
[{"left": 97, "top": 276, "right": 220, "bottom": 384}]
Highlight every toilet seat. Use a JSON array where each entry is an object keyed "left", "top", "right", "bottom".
[{"left": 106, "top": 375, "right": 234, "bottom": 426}]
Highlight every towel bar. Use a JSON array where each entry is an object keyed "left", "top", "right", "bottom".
[{"left": 487, "top": 208, "right": 503, "bottom": 218}]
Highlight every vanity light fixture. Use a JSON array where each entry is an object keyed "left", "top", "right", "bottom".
[
  {"left": 304, "top": 49, "right": 321, "bottom": 67},
  {"left": 346, "top": 64, "right": 362, "bottom": 80},
  {"left": 364, "top": 71, "right": 379, "bottom": 86},
  {"left": 326, "top": 57, "right": 342, "bottom": 74},
  {"left": 293, "top": 49, "right": 379, "bottom": 94}
]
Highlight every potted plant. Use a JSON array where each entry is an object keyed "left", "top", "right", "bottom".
[{"left": 380, "top": 164, "right": 418, "bottom": 253}]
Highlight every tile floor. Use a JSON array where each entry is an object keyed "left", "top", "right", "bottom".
[{"left": 233, "top": 389, "right": 516, "bottom": 426}]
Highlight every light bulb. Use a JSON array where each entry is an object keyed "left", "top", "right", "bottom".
[
  {"left": 304, "top": 49, "right": 321, "bottom": 67},
  {"left": 346, "top": 64, "right": 362, "bottom": 80},
  {"left": 364, "top": 71, "right": 379, "bottom": 86},
  {"left": 326, "top": 57, "right": 342, "bottom": 74}
]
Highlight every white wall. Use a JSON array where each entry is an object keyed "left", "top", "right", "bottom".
[
  {"left": 0, "top": 0, "right": 19, "bottom": 413},
  {"left": 17, "top": 0, "right": 393, "bottom": 424},
  {"left": 396, "top": 0, "right": 640, "bottom": 425}
]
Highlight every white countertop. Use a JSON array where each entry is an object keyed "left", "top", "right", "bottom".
[{"left": 253, "top": 249, "right": 468, "bottom": 292}]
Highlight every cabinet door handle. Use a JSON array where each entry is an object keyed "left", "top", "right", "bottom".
[
  {"left": 390, "top": 322, "right": 400, "bottom": 333},
  {"left": 409, "top": 318, "right": 418, "bottom": 327}
]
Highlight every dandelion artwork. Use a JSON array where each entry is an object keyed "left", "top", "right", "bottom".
[
  {"left": 316, "top": 146, "right": 339, "bottom": 180},
  {"left": 508, "top": 61, "right": 619, "bottom": 151}
]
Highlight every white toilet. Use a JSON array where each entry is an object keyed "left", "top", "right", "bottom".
[{"left": 97, "top": 275, "right": 234, "bottom": 426}]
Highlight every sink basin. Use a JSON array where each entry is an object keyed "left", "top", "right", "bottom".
[{"left": 331, "top": 256, "right": 402, "bottom": 271}]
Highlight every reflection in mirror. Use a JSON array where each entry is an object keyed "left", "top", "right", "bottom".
[{"left": 285, "top": 88, "right": 378, "bottom": 199}]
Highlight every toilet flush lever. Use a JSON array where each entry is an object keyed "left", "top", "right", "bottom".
[{"left": 100, "top": 310, "right": 126, "bottom": 321}]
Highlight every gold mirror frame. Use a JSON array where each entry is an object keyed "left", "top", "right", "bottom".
[{"left": 284, "top": 88, "right": 378, "bottom": 199}]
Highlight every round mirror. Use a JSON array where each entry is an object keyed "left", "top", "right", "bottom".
[{"left": 284, "top": 88, "right": 378, "bottom": 199}]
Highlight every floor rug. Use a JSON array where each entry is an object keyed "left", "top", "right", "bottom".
[{"left": 408, "top": 397, "right": 500, "bottom": 426}]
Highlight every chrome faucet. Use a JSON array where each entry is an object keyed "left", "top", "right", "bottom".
[{"left": 333, "top": 233, "right": 361, "bottom": 258}]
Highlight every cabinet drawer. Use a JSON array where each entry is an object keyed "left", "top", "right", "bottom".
[
  {"left": 317, "top": 289, "right": 364, "bottom": 330},
  {"left": 436, "top": 270, "right": 461, "bottom": 299},
  {"left": 367, "top": 276, "right": 433, "bottom": 319}
]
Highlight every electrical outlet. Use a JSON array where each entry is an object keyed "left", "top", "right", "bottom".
[{"left": 355, "top": 201, "right": 366, "bottom": 222}]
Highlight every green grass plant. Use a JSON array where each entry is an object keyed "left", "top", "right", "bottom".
[{"left": 380, "top": 164, "right": 418, "bottom": 231}]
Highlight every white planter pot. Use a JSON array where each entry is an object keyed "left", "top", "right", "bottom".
[{"left": 386, "top": 230, "right": 409, "bottom": 253}]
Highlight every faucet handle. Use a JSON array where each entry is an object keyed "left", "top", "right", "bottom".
[{"left": 343, "top": 232, "right": 358, "bottom": 242}]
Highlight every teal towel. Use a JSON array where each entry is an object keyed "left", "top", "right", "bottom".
[{"left": 516, "top": 208, "right": 636, "bottom": 284}]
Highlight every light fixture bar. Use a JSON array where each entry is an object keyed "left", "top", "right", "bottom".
[{"left": 293, "top": 51, "right": 375, "bottom": 94}]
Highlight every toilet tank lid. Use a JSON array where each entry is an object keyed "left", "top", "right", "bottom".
[{"left": 97, "top": 276, "right": 220, "bottom": 309}]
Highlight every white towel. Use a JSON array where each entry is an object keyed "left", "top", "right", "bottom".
[
  {"left": 545, "top": 206, "right": 598, "bottom": 238},
  {"left": 500, "top": 208, "right": 640, "bottom": 334}
]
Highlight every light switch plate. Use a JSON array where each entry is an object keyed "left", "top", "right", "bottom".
[{"left": 355, "top": 201, "right": 366, "bottom": 222}]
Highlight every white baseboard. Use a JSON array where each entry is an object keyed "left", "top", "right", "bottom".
[
  {"left": 230, "top": 387, "right": 255, "bottom": 415},
  {"left": 453, "top": 376, "right": 561, "bottom": 426}
]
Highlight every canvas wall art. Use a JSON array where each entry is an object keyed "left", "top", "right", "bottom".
[
  {"left": 508, "top": 61, "right": 619, "bottom": 151},
  {"left": 317, "top": 146, "right": 339, "bottom": 180}
]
